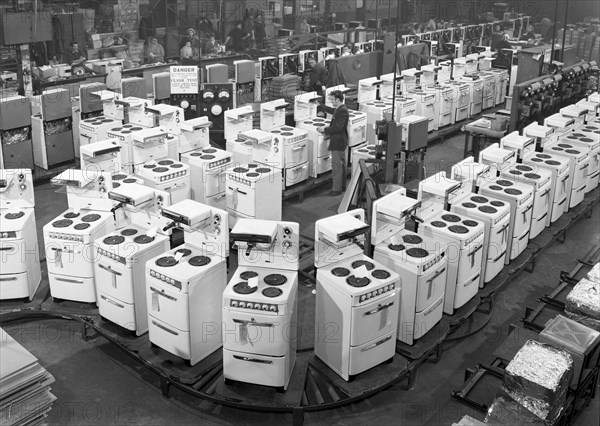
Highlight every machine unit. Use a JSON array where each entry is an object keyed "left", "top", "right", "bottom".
[
  {"left": 147, "top": 200, "right": 229, "bottom": 366},
  {"left": 136, "top": 158, "right": 191, "bottom": 204},
  {"left": 0, "top": 169, "right": 41, "bottom": 301},
  {"left": 279, "top": 53, "right": 299, "bottom": 75},
  {"left": 411, "top": 91, "right": 438, "bottom": 132},
  {"left": 225, "top": 163, "right": 282, "bottom": 226},
  {"left": 181, "top": 147, "right": 232, "bottom": 210},
  {"left": 199, "top": 83, "right": 235, "bottom": 138},
  {"left": 314, "top": 210, "right": 400, "bottom": 380},
  {"left": 178, "top": 117, "right": 212, "bottom": 155},
  {"left": 372, "top": 191, "right": 446, "bottom": 345},
  {"left": 223, "top": 219, "right": 299, "bottom": 390},
  {"left": 297, "top": 118, "right": 333, "bottom": 178},
  {"left": 80, "top": 139, "right": 122, "bottom": 173},
  {"left": 0, "top": 95, "right": 34, "bottom": 170},
  {"left": 224, "top": 106, "right": 254, "bottom": 143}
]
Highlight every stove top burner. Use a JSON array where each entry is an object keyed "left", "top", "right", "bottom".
[
  {"left": 346, "top": 275, "right": 371, "bottom": 287},
  {"left": 74, "top": 223, "right": 90, "bottom": 230},
  {"left": 372, "top": 269, "right": 391, "bottom": 279},
  {"left": 546, "top": 160, "right": 561, "bottom": 166},
  {"left": 524, "top": 173, "right": 541, "bottom": 179},
  {"left": 81, "top": 214, "right": 101, "bottom": 222},
  {"left": 175, "top": 248, "right": 192, "bottom": 257},
  {"left": 537, "top": 154, "right": 551, "bottom": 159},
  {"left": 64, "top": 212, "right": 79, "bottom": 219},
  {"left": 402, "top": 234, "right": 423, "bottom": 244},
  {"left": 281, "top": 127, "right": 294, "bottom": 131},
  {"left": 154, "top": 167, "right": 169, "bottom": 173},
  {"left": 509, "top": 170, "right": 522, "bottom": 175},
  {"left": 516, "top": 165, "right": 533, "bottom": 172},
  {"left": 134, "top": 235, "right": 155, "bottom": 244},
  {"left": 449, "top": 225, "right": 469, "bottom": 234},
  {"left": 256, "top": 167, "right": 271, "bottom": 173},
  {"left": 331, "top": 267, "right": 350, "bottom": 277},
  {"left": 489, "top": 185, "right": 503, "bottom": 191},
  {"left": 351, "top": 260, "right": 375, "bottom": 270},
  {"left": 201, "top": 155, "right": 215, "bottom": 160},
  {"left": 171, "top": 164, "right": 183, "bottom": 168},
  {"left": 462, "top": 202, "right": 477, "bottom": 208},
  {"left": 248, "top": 164, "right": 258, "bottom": 168},
  {"left": 530, "top": 158, "right": 543, "bottom": 162},
  {"left": 505, "top": 188, "right": 522, "bottom": 195},
  {"left": 431, "top": 221, "right": 446, "bottom": 227},
  {"left": 103, "top": 235, "right": 125, "bottom": 245},
  {"left": 566, "top": 149, "right": 581, "bottom": 154},
  {"left": 240, "top": 271, "right": 259, "bottom": 280},
  {"left": 123, "top": 178, "right": 138, "bottom": 183},
  {"left": 5, "top": 211, "right": 25, "bottom": 220},
  {"left": 52, "top": 219, "right": 73, "bottom": 228},
  {"left": 580, "top": 137, "right": 594, "bottom": 142},
  {"left": 442, "top": 214, "right": 461, "bottom": 222},
  {"left": 233, "top": 167, "right": 249, "bottom": 173},
  {"left": 406, "top": 247, "right": 429, "bottom": 258},
  {"left": 471, "top": 196, "right": 488, "bottom": 203},
  {"left": 233, "top": 282, "right": 257, "bottom": 294},
  {"left": 156, "top": 256, "right": 178, "bottom": 267},
  {"left": 497, "top": 180, "right": 513, "bottom": 187},
  {"left": 189, "top": 256, "right": 211, "bottom": 267},
  {"left": 158, "top": 160, "right": 174, "bottom": 166},
  {"left": 262, "top": 287, "right": 283, "bottom": 298},
  {"left": 264, "top": 274, "right": 287, "bottom": 286},
  {"left": 247, "top": 172, "right": 260, "bottom": 178},
  {"left": 463, "top": 219, "right": 479, "bottom": 227},
  {"left": 388, "top": 243, "right": 406, "bottom": 251},
  {"left": 112, "top": 174, "right": 128, "bottom": 180},
  {"left": 121, "top": 228, "right": 138, "bottom": 236},
  {"left": 558, "top": 143, "right": 571, "bottom": 148},
  {"left": 144, "top": 164, "right": 156, "bottom": 169},
  {"left": 479, "top": 205, "right": 498, "bottom": 214},
  {"left": 203, "top": 148, "right": 217, "bottom": 154}
]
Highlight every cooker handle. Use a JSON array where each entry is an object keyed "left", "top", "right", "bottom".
[
  {"left": 427, "top": 267, "right": 446, "bottom": 284},
  {"left": 100, "top": 295, "right": 124, "bottom": 308},
  {"left": 233, "top": 319, "right": 274, "bottom": 327},
  {"left": 233, "top": 355, "right": 273, "bottom": 364},
  {"left": 149, "top": 287, "right": 177, "bottom": 301},
  {"left": 152, "top": 320, "right": 179, "bottom": 336},
  {"left": 364, "top": 301, "right": 395, "bottom": 316},
  {"left": 360, "top": 335, "right": 392, "bottom": 352},
  {"left": 99, "top": 263, "right": 122, "bottom": 276}
]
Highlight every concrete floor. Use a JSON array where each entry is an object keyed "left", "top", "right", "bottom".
[{"left": 3, "top": 133, "right": 600, "bottom": 425}]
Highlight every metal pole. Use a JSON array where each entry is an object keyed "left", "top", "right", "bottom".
[
  {"left": 550, "top": 0, "right": 559, "bottom": 62},
  {"left": 560, "top": 0, "right": 569, "bottom": 62},
  {"left": 387, "top": 0, "right": 392, "bottom": 32},
  {"left": 390, "top": 0, "right": 401, "bottom": 123}
]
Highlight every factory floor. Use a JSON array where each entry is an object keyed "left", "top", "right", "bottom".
[{"left": 4, "top": 133, "right": 600, "bottom": 426}]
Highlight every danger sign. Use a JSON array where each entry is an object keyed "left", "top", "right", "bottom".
[{"left": 170, "top": 66, "right": 199, "bottom": 94}]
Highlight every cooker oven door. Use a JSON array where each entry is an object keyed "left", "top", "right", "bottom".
[
  {"left": 147, "top": 279, "right": 189, "bottom": 331},
  {"left": 285, "top": 140, "right": 309, "bottom": 166},
  {"left": 415, "top": 264, "right": 446, "bottom": 312},
  {"left": 45, "top": 240, "right": 94, "bottom": 278},
  {"left": 226, "top": 183, "right": 255, "bottom": 217},
  {"left": 456, "top": 240, "right": 484, "bottom": 283},
  {"left": 350, "top": 291, "right": 399, "bottom": 347},
  {"left": 0, "top": 239, "right": 27, "bottom": 274},
  {"left": 94, "top": 259, "right": 133, "bottom": 303},
  {"left": 222, "top": 309, "right": 289, "bottom": 356},
  {"left": 205, "top": 168, "right": 227, "bottom": 198}
]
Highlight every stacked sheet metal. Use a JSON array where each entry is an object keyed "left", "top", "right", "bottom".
[
  {"left": 565, "top": 277, "right": 600, "bottom": 331},
  {"left": 0, "top": 328, "right": 56, "bottom": 426},
  {"left": 501, "top": 340, "right": 572, "bottom": 423}
]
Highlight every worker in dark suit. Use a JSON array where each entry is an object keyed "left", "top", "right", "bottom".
[
  {"left": 317, "top": 90, "right": 348, "bottom": 195},
  {"left": 308, "top": 56, "right": 327, "bottom": 96}
]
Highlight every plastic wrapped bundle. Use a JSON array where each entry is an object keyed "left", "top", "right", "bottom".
[
  {"left": 485, "top": 394, "right": 545, "bottom": 424},
  {"left": 452, "top": 415, "right": 485, "bottom": 425},
  {"left": 587, "top": 262, "right": 600, "bottom": 284},
  {"left": 502, "top": 340, "right": 572, "bottom": 422},
  {"left": 565, "top": 278, "right": 600, "bottom": 331}
]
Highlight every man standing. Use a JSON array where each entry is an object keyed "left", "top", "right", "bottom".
[
  {"left": 225, "top": 22, "right": 248, "bottom": 52},
  {"left": 317, "top": 90, "right": 348, "bottom": 195},
  {"left": 145, "top": 37, "right": 165, "bottom": 63},
  {"left": 308, "top": 56, "right": 327, "bottom": 96}
]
